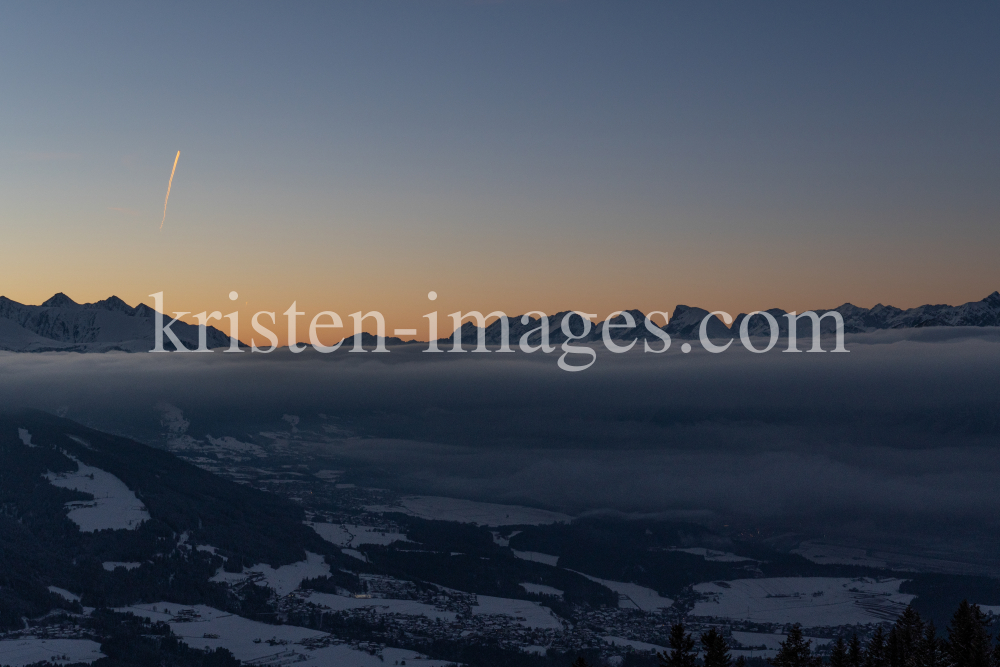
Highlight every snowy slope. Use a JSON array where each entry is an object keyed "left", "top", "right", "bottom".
[
  {"left": 308, "top": 522, "right": 409, "bottom": 548},
  {"left": 472, "top": 595, "right": 565, "bottom": 629},
  {"left": 690, "top": 577, "right": 914, "bottom": 625},
  {"left": 303, "top": 591, "right": 458, "bottom": 621},
  {"left": 570, "top": 571, "right": 673, "bottom": 612},
  {"left": 210, "top": 551, "right": 329, "bottom": 596},
  {"left": 118, "top": 603, "right": 453, "bottom": 666},
  {"left": 0, "top": 638, "right": 104, "bottom": 666},
  {"left": 44, "top": 456, "right": 150, "bottom": 531},
  {"left": 0, "top": 293, "right": 234, "bottom": 352},
  {"left": 368, "top": 495, "right": 572, "bottom": 526}
]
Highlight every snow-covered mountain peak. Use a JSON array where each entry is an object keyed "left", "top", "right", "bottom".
[
  {"left": 0, "top": 294, "right": 233, "bottom": 352},
  {"left": 91, "top": 296, "right": 136, "bottom": 315},
  {"left": 41, "top": 292, "right": 79, "bottom": 308}
]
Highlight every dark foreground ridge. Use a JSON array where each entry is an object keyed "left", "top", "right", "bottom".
[
  {"left": 0, "top": 409, "right": 340, "bottom": 628},
  {"left": 2, "top": 412, "right": 1000, "bottom": 665}
]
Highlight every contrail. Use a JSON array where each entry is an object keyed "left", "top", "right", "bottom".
[{"left": 160, "top": 151, "right": 180, "bottom": 230}]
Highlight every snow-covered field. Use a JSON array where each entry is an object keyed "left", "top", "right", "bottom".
[
  {"left": 211, "top": 551, "right": 329, "bottom": 596},
  {"left": 731, "top": 631, "right": 831, "bottom": 651},
  {"left": 670, "top": 548, "right": 757, "bottom": 563},
  {"left": 791, "top": 542, "right": 891, "bottom": 569},
  {"left": 512, "top": 550, "right": 560, "bottom": 567},
  {"left": 47, "top": 586, "right": 80, "bottom": 602},
  {"left": 44, "top": 457, "right": 149, "bottom": 531},
  {"left": 572, "top": 572, "right": 673, "bottom": 612},
  {"left": 342, "top": 548, "right": 368, "bottom": 562},
  {"left": 118, "top": 604, "right": 452, "bottom": 666},
  {"left": 603, "top": 636, "right": 667, "bottom": 653},
  {"left": 308, "top": 522, "right": 409, "bottom": 548},
  {"left": 368, "top": 496, "right": 572, "bottom": 526},
  {"left": 471, "top": 595, "right": 565, "bottom": 629},
  {"left": 491, "top": 530, "right": 521, "bottom": 547},
  {"left": 309, "top": 585, "right": 564, "bottom": 629},
  {"left": 520, "top": 583, "right": 564, "bottom": 598},
  {"left": 0, "top": 637, "right": 104, "bottom": 666},
  {"left": 303, "top": 591, "right": 458, "bottom": 621},
  {"left": 690, "top": 577, "right": 914, "bottom": 625},
  {"left": 102, "top": 561, "right": 141, "bottom": 571}
]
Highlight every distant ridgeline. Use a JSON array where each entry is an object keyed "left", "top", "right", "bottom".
[
  {"left": 440, "top": 290, "right": 1000, "bottom": 348},
  {"left": 0, "top": 291, "right": 999, "bottom": 352}
]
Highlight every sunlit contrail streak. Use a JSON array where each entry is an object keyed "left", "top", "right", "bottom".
[{"left": 160, "top": 151, "right": 180, "bottom": 230}]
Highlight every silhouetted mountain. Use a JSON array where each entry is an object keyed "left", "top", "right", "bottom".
[
  {"left": 436, "top": 308, "right": 707, "bottom": 348},
  {"left": 2, "top": 291, "right": 998, "bottom": 352},
  {"left": 735, "top": 291, "right": 1000, "bottom": 337},
  {"left": 434, "top": 292, "right": 1000, "bottom": 347},
  {"left": 335, "top": 331, "right": 420, "bottom": 348},
  {"left": 0, "top": 293, "right": 234, "bottom": 352}
]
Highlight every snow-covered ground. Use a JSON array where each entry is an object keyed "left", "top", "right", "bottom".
[
  {"left": 310, "top": 585, "right": 564, "bottom": 629},
  {"left": 520, "top": 583, "right": 564, "bottom": 598},
  {"left": 17, "top": 428, "right": 35, "bottom": 447},
  {"left": 211, "top": 552, "right": 329, "bottom": 596},
  {"left": 600, "top": 631, "right": 832, "bottom": 661},
  {"left": 690, "top": 577, "right": 914, "bottom": 625},
  {"left": 44, "top": 457, "right": 149, "bottom": 532},
  {"left": 368, "top": 496, "right": 572, "bottom": 526},
  {"left": 0, "top": 637, "right": 104, "bottom": 666},
  {"left": 670, "top": 548, "right": 757, "bottom": 562},
  {"left": 603, "top": 636, "right": 667, "bottom": 653},
  {"left": 731, "top": 631, "right": 831, "bottom": 651},
  {"left": 102, "top": 561, "right": 141, "bottom": 571},
  {"left": 303, "top": 591, "right": 457, "bottom": 621},
  {"left": 571, "top": 572, "right": 673, "bottom": 612},
  {"left": 471, "top": 595, "right": 565, "bottom": 629},
  {"left": 341, "top": 548, "right": 368, "bottom": 562},
  {"left": 791, "top": 542, "right": 891, "bottom": 569},
  {"left": 491, "top": 530, "right": 522, "bottom": 547},
  {"left": 308, "top": 522, "right": 409, "bottom": 548},
  {"left": 118, "top": 604, "right": 451, "bottom": 666},
  {"left": 47, "top": 586, "right": 80, "bottom": 602},
  {"left": 512, "top": 550, "right": 560, "bottom": 567}
]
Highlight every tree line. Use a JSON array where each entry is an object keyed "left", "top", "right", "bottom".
[{"left": 570, "top": 600, "right": 999, "bottom": 667}]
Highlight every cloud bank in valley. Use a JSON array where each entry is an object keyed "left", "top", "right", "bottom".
[{"left": 2, "top": 329, "right": 999, "bottom": 559}]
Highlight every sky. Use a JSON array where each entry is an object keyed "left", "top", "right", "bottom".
[{"left": 1, "top": 2, "right": 998, "bottom": 342}]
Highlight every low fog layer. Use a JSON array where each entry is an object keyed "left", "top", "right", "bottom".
[{"left": 3, "top": 327, "right": 1000, "bottom": 562}]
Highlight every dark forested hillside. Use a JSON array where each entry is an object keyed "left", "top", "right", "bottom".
[{"left": 0, "top": 410, "right": 342, "bottom": 630}]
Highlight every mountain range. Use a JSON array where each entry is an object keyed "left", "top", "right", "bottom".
[
  {"left": 0, "top": 293, "right": 230, "bottom": 352},
  {"left": 434, "top": 291, "right": 1000, "bottom": 346},
  {"left": 0, "top": 291, "right": 998, "bottom": 352}
]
